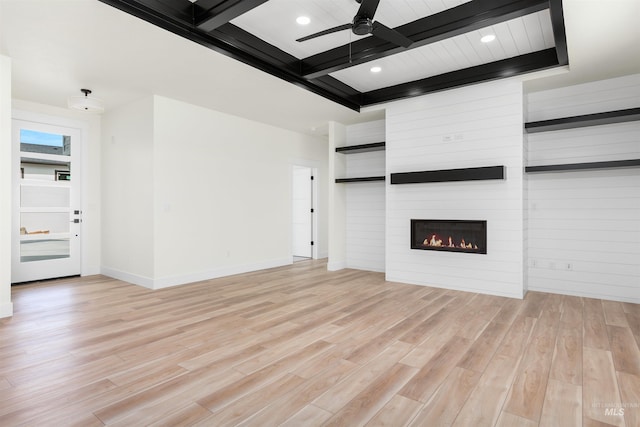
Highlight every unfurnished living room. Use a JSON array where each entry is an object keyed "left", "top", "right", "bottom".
[{"left": 0, "top": 0, "right": 639, "bottom": 426}]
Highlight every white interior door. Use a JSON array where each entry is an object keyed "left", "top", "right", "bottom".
[
  {"left": 292, "top": 166, "right": 312, "bottom": 258},
  {"left": 12, "top": 120, "right": 82, "bottom": 283}
]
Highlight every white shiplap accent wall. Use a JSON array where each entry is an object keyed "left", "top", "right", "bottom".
[
  {"left": 526, "top": 74, "right": 640, "bottom": 303},
  {"left": 344, "top": 120, "right": 386, "bottom": 272},
  {"left": 386, "top": 80, "right": 525, "bottom": 298}
]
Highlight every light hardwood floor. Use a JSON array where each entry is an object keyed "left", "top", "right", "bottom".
[{"left": 1, "top": 259, "right": 639, "bottom": 426}]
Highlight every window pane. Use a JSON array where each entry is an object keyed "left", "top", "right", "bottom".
[
  {"left": 21, "top": 185, "right": 70, "bottom": 208},
  {"left": 20, "top": 129, "right": 71, "bottom": 156},
  {"left": 21, "top": 239, "right": 70, "bottom": 262}
]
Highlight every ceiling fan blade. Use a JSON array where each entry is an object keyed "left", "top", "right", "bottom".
[
  {"left": 296, "top": 23, "right": 353, "bottom": 42},
  {"left": 356, "top": 0, "right": 381, "bottom": 19},
  {"left": 371, "top": 21, "right": 413, "bottom": 48}
]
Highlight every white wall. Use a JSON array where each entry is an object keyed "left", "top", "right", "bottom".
[
  {"left": 328, "top": 121, "right": 347, "bottom": 271},
  {"left": 101, "top": 95, "right": 328, "bottom": 288},
  {"left": 152, "top": 96, "right": 328, "bottom": 287},
  {"left": 101, "top": 96, "right": 155, "bottom": 285},
  {"left": 526, "top": 74, "right": 640, "bottom": 302},
  {"left": 344, "top": 120, "right": 386, "bottom": 272},
  {"left": 0, "top": 55, "right": 13, "bottom": 318},
  {"left": 386, "top": 80, "right": 525, "bottom": 298}
]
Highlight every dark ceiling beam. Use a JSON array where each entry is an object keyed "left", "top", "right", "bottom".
[
  {"left": 98, "top": 0, "right": 361, "bottom": 111},
  {"left": 549, "top": 0, "right": 569, "bottom": 66},
  {"left": 361, "top": 48, "right": 560, "bottom": 106},
  {"left": 300, "top": 0, "right": 549, "bottom": 79},
  {"left": 194, "top": 0, "right": 270, "bottom": 32},
  {"left": 101, "top": 0, "right": 195, "bottom": 23}
]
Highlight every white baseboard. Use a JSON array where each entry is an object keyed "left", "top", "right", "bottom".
[
  {"left": 152, "top": 257, "right": 291, "bottom": 289},
  {"left": 327, "top": 260, "right": 346, "bottom": 271},
  {"left": 346, "top": 262, "right": 385, "bottom": 273},
  {"left": 82, "top": 266, "right": 101, "bottom": 276},
  {"left": 385, "top": 274, "right": 524, "bottom": 299},
  {"left": 0, "top": 302, "right": 14, "bottom": 319},
  {"left": 527, "top": 285, "right": 640, "bottom": 304},
  {"left": 102, "top": 258, "right": 291, "bottom": 290},
  {"left": 101, "top": 267, "right": 155, "bottom": 289}
]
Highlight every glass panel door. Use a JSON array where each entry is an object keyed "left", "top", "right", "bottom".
[{"left": 12, "top": 120, "right": 82, "bottom": 283}]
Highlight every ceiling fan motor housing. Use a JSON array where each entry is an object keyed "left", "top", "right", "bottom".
[{"left": 352, "top": 17, "right": 373, "bottom": 35}]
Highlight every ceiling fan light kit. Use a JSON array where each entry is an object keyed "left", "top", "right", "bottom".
[{"left": 67, "top": 88, "right": 104, "bottom": 113}]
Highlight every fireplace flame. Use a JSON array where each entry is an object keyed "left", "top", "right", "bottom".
[
  {"left": 423, "top": 234, "right": 480, "bottom": 251},
  {"left": 427, "top": 234, "right": 443, "bottom": 247}
]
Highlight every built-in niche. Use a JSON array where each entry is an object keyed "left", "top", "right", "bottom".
[{"left": 411, "top": 219, "right": 487, "bottom": 254}]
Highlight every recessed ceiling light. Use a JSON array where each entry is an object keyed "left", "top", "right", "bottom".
[
  {"left": 481, "top": 34, "right": 496, "bottom": 43},
  {"left": 370, "top": 66, "right": 382, "bottom": 73},
  {"left": 296, "top": 16, "right": 310, "bottom": 25}
]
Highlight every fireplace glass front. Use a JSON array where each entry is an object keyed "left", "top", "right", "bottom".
[{"left": 411, "top": 219, "right": 487, "bottom": 254}]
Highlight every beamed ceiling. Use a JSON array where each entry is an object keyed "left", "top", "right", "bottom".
[{"left": 98, "top": 0, "right": 568, "bottom": 111}]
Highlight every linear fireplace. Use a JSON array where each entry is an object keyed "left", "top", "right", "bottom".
[{"left": 411, "top": 219, "right": 487, "bottom": 254}]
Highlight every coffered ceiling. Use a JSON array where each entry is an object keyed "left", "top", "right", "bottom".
[
  {"left": 2, "top": 1, "right": 638, "bottom": 135},
  {"left": 99, "top": 0, "right": 568, "bottom": 111}
]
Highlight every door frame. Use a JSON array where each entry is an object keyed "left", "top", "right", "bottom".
[
  {"left": 12, "top": 109, "right": 90, "bottom": 281},
  {"left": 291, "top": 162, "right": 319, "bottom": 260}
]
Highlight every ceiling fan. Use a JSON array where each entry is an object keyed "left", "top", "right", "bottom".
[{"left": 296, "top": 0, "right": 413, "bottom": 48}]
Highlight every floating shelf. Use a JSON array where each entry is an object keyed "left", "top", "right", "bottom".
[
  {"left": 525, "top": 159, "right": 640, "bottom": 173},
  {"left": 335, "top": 176, "right": 386, "bottom": 183},
  {"left": 524, "top": 107, "right": 640, "bottom": 133},
  {"left": 335, "top": 142, "right": 385, "bottom": 154},
  {"left": 391, "top": 165, "right": 505, "bottom": 184}
]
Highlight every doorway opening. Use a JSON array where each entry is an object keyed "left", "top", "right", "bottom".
[{"left": 292, "top": 165, "right": 316, "bottom": 262}]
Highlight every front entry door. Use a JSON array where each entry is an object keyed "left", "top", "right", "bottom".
[{"left": 11, "top": 120, "right": 82, "bottom": 283}]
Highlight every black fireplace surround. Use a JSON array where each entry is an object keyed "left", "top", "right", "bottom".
[{"left": 411, "top": 219, "right": 487, "bottom": 254}]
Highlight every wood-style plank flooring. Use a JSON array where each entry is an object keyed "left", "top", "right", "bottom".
[{"left": 1, "top": 259, "right": 639, "bottom": 426}]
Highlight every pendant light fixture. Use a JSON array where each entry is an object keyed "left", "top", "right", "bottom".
[{"left": 67, "top": 88, "right": 104, "bottom": 113}]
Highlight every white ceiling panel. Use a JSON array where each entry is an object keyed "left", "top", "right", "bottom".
[
  {"left": 330, "top": 9, "right": 554, "bottom": 93},
  {"left": 232, "top": 0, "right": 472, "bottom": 59}
]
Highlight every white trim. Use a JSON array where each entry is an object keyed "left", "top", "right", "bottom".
[
  {"left": 152, "top": 257, "right": 291, "bottom": 289},
  {"left": 347, "top": 263, "right": 386, "bottom": 273},
  {"left": 101, "top": 266, "right": 155, "bottom": 289},
  {"left": 12, "top": 109, "right": 89, "bottom": 134},
  {"left": 327, "top": 260, "right": 346, "bottom": 271},
  {"left": 290, "top": 161, "right": 320, "bottom": 260},
  {"left": 385, "top": 273, "right": 525, "bottom": 299},
  {"left": 103, "top": 257, "right": 292, "bottom": 290},
  {"left": 0, "top": 302, "right": 13, "bottom": 318},
  {"left": 11, "top": 109, "right": 94, "bottom": 277},
  {"left": 528, "top": 285, "right": 640, "bottom": 304}
]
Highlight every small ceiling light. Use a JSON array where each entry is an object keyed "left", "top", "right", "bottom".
[
  {"left": 67, "top": 89, "right": 104, "bottom": 113},
  {"left": 370, "top": 66, "right": 382, "bottom": 73},
  {"left": 481, "top": 34, "right": 496, "bottom": 43},
  {"left": 296, "top": 16, "right": 310, "bottom": 25}
]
